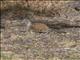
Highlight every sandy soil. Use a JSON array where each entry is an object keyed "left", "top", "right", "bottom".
[{"left": 1, "top": 1, "right": 80, "bottom": 60}]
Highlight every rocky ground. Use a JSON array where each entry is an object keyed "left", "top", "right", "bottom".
[{"left": 1, "top": 1, "right": 80, "bottom": 60}]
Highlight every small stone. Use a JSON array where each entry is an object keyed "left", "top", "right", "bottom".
[{"left": 31, "top": 23, "right": 49, "bottom": 33}]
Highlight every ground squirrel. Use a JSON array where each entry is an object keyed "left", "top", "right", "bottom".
[{"left": 25, "top": 20, "right": 50, "bottom": 33}]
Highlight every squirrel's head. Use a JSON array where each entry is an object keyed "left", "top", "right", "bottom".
[{"left": 22, "top": 19, "right": 32, "bottom": 31}]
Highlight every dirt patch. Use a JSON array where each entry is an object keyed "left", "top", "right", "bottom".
[{"left": 1, "top": 1, "right": 80, "bottom": 60}]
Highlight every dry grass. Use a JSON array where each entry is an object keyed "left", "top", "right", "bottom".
[
  {"left": 1, "top": 0, "right": 80, "bottom": 60},
  {"left": 1, "top": 0, "right": 69, "bottom": 11}
]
